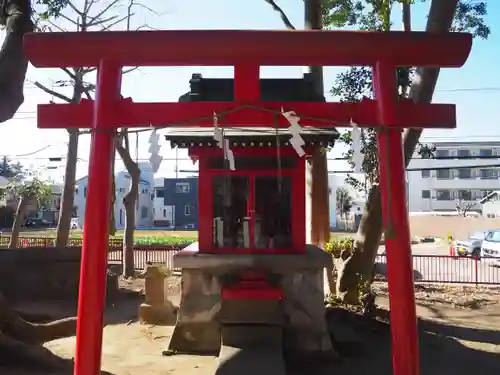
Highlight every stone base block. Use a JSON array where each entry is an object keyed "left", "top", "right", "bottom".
[
  {"left": 168, "top": 321, "right": 221, "bottom": 355},
  {"left": 138, "top": 302, "right": 176, "bottom": 325},
  {"left": 216, "top": 325, "right": 286, "bottom": 375}
]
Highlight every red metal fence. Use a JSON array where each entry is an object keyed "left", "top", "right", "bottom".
[
  {"left": 1, "top": 236, "right": 499, "bottom": 285},
  {"left": 375, "top": 254, "right": 500, "bottom": 286}
]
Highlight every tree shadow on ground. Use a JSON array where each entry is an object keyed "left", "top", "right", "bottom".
[
  {"left": 12, "top": 288, "right": 144, "bottom": 327},
  {"left": 287, "top": 307, "right": 500, "bottom": 375},
  {"left": 375, "top": 262, "right": 424, "bottom": 281}
]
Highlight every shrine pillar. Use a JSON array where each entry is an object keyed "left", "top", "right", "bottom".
[{"left": 374, "top": 62, "right": 419, "bottom": 375}]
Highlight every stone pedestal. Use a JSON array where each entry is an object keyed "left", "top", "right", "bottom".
[
  {"left": 139, "top": 264, "right": 176, "bottom": 325},
  {"left": 167, "top": 243, "right": 332, "bottom": 356}
]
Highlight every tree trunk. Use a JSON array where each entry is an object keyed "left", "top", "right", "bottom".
[
  {"left": 8, "top": 196, "right": 27, "bottom": 248},
  {"left": 0, "top": 0, "right": 33, "bottom": 123},
  {"left": 304, "top": 0, "right": 335, "bottom": 296},
  {"left": 336, "top": 185, "right": 382, "bottom": 304},
  {"left": 335, "top": 0, "right": 460, "bottom": 303},
  {"left": 116, "top": 142, "right": 140, "bottom": 278},
  {"left": 55, "top": 130, "right": 79, "bottom": 247}
]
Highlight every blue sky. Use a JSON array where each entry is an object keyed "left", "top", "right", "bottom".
[{"left": 0, "top": 0, "right": 498, "bottom": 181}]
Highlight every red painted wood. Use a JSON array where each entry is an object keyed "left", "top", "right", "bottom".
[
  {"left": 37, "top": 98, "right": 457, "bottom": 129},
  {"left": 222, "top": 285, "right": 284, "bottom": 300},
  {"left": 24, "top": 30, "right": 471, "bottom": 68},
  {"left": 74, "top": 61, "right": 122, "bottom": 375},
  {"left": 374, "top": 63, "right": 419, "bottom": 375}
]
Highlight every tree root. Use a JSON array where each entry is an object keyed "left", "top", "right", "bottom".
[
  {"left": 0, "top": 331, "right": 73, "bottom": 371},
  {"left": 0, "top": 292, "right": 77, "bottom": 370},
  {"left": 0, "top": 293, "right": 77, "bottom": 344}
]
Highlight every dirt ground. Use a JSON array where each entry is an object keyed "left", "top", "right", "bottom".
[{"left": 3, "top": 277, "right": 500, "bottom": 375}]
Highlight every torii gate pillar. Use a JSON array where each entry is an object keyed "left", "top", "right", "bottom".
[{"left": 374, "top": 62, "right": 419, "bottom": 375}]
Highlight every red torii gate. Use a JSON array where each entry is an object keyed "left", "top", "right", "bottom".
[{"left": 23, "top": 30, "right": 471, "bottom": 375}]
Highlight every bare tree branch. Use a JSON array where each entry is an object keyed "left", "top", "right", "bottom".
[
  {"left": 89, "top": 14, "right": 125, "bottom": 28},
  {"left": 82, "top": 67, "right": 97, "bottom": 75},
  {"left": 66, "top": 0, "right": 84, "bottom": 17},
  {"left": 58, "top": 13, "right": 80, "bottom": 27},
  {"left": 136, "top": 24, "right": 160, "bottom": 31},
  {"left": 99, "top": 15, "right": 131, "bottom": 30},
  {"left": 33, "top": 82, "right": 72, "bottom": 103},
  {"left": 123, "top": 67, "right": 139, "bottom": 74},
  {"left": 45, "top": 20, "right": 67, "bottom": 32},
  {"left": 88, "top": 0, "right": 121, "bottom": 25},
  {"left": 61, "top": 68, "right": 76, "bottom": 81},
  {"left": 263, "top": 0, "right": 296, "bottom": 30},
  {"left": 133, "top": 2, "right": 160, "bottom": 16},
  {"left": 84, "top": 0, "right": 97, "bottom": 14}
]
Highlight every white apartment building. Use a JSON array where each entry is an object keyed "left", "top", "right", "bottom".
[
  {"left": 152, "top": 178, "right": 174, "bottom": 226},
  {"left": 407, "top": 140, "right": 500, "bottom": 213},
  {"left": 75, "top": 162, "right": 156, "bottom": 229}
]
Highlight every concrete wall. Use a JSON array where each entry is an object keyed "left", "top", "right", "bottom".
[
  {"left": 0, "top": 247, "right": 119, "bottom": 302},
  {"left": 408, "top": 215, "right": 500, "bottom": 239}
]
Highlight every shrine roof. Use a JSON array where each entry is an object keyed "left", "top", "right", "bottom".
[{"left": 165, "top": 127, "right": 339, "bottom": 149}]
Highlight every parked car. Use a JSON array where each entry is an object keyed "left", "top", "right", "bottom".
[
  {"left": 453, "top": 230, "right": 488, "bottom": 257},
  {"left": 23, "top": 218, "right": 51, "bottom": 228},
  {"left": 70, "top": 217, "right": 80, "bottom": 229},
  {"left": 480, "top": 229, "right": 500, "bottom": 266}
]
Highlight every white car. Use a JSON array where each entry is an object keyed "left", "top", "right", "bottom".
[
  {"left": 480, "top": 229, "right": 500, "bottom": 266},
  {"left": 453, "top": 230, "right": 487, "bottom": 257},
  {"left": 70, "top": 217, "right": 80, "bottom": 230}
]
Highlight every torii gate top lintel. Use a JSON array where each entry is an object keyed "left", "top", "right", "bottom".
[{"left": 24, "top": 29, "right": 472, "bottom": 68}]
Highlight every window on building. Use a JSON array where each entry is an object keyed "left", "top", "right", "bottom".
[
  {"left": 184, "top": 205, "right": 191, "bottom": 216},
  {"left": 480, "top": 169, "right": 498, "bottom": 179},
  {"left": 480, "top": 149, "right": 493, "bottom": 157},
  {"left": 436, "top": 190, "right": 452, "bottom": 201},
  {"left": 436, "top": 169, "right": 451, "bottom": 179},
  {"left": 84, "top": 187, "right": 87, "bottom": 197},
  {"left": 421, "top": 190, "right": 431, "bottom": 199},
  {"left": 436, "top": 149, "right": 449, "bottom": 158},
  {"left": 75, "top": 187, "right": 79, "bottom": 195},
  {"left": 457, "top": 149, "right": 470, "bottom": 158},
  {"left": 481, "top": 190, "right": 492, "bottom": 198},
  {"left": 156, "top": 189, "right": 165, "bottom": 198},
  {"left": 458, "top": 168, "right": 472, "bottom": 179},
  {"left": 458, "top": 190, "right": 472, "bottom": 201},
  {"left": 163, "top": 209, "right": 166, "bottom": 217},
  {"left": 141, "top": 206, "right": 148, "bottom": 219},
  {"left": 176, "top": 182, "right": 190, "bottom": 193},
  {"left": 421, "top": 170, "right": 430, "bottom": 178}
]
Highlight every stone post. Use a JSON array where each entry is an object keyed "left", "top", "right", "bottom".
[{"left": 139, "top": 264, "right": 176, "bottom": 325}]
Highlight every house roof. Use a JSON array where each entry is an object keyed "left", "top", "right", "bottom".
[{"left": 478, "top": 191, "right": 500, "bottom": 204}]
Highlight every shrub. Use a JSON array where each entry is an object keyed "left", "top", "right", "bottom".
[{"left": 324, "top": 236, "right": 355, "bottom": 258}]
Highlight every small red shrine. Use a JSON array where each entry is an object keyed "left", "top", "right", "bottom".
[
  {"left": 164, "top": 74, "right": 339, "bottom": 369},
  {"left": 23, "top": 29, "right": 472, "bottom": 375}
]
